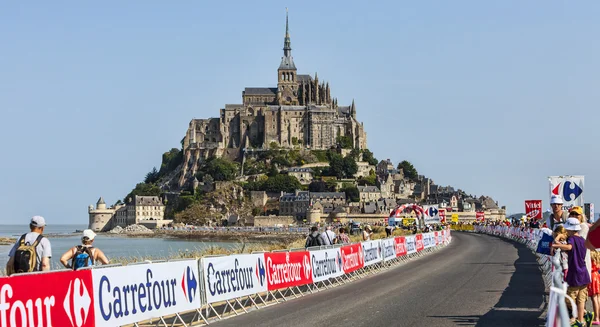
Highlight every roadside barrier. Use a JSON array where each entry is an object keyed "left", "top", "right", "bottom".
[
  {"left": 0, "top": 229, "right": 451, "bottom": 327},
  {"left": 469, "top": 225, "right": 570, "bottom": 327}
]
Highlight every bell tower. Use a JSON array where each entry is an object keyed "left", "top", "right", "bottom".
[{"left": 277, "top": 9, "right": 298, "bottom": 105}]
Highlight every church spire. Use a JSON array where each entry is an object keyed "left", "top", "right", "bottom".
[
  {"left": 278, "top": 8, "right": 296, "bottom": 70},
  {"left": 283, "top": 8, "right": 291, "bottom": 57}
]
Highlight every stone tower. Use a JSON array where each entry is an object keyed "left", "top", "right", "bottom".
[
  {"left": 88, "top": 196, "right": 114, "bottom": 232},
  {"left": 277, "top": 9, "right": 298, "bottom": 105}
]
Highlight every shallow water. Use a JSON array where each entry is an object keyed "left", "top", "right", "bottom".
[{"left": 0, "top": 224, "right": 241, "bottom": 270}]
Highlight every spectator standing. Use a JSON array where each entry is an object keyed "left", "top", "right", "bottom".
[
  {"left": 362, "top": 225, "right": 373, "bottom": 241},
  {"left": 6, "top": 216, "right": 52, "bottom": 275},
  {"left": 547, "top": 195, "right": 569, "bottom": 229},
  {"left": 320, "top": 226, "right": 336, "bottom": 246},
  {"left": 385, "top": 224, "right": 393, "bottom": 237},
  {"left": 588, "top": 250, "right": 600, "bottom": 325},
  {"left": 60, "top": 229, "right": 109, "bottom": 270},
  {"left": 335, "top": 228, "right": 350, "bottom": 244},
  {"left": 552, "top": 218, "right": 591, "bottom": 325},
  {"left": 305, "top": 226, "right": 325, "bottom": 248}
]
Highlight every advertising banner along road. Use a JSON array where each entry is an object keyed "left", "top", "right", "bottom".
[
  {"left": 380, "top": 238, "right": 396, "bottom": 261},
  {"left": 309, "top": 248, "right": 344, "bottom": 282},
  {"left": 549, "top": 175, "right": 585, "bottom": 210},
  {"left": 92, "top": 260, "right": 201, "bottom": 327},
  {"left": 525, "top": 200, "right": 543, "bottom": 220},
  {"left": 202, "top": 254, "right": 267, "bottom": 304},
  {"left": 263, "top": 251, "right": 313, "bottom": 291},
  {"left": 340, "top": 243, "right": 364, "bottom": 274}
]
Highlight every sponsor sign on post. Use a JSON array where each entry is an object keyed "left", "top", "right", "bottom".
[
  {"left": 405, "top": 235, "right": 417, "bottom": 254},
  {"left": 202, "top": 254, "right": 267, "bottom": 304},
  {"left": 340, "top": 243, "right": 364, "bottom": 273},
  {"left": 394, "top": 236, "right": 407, "bottom": 257},
  {"left": 415, "top": 234, "right": 424, "bottom": 252},
  {"left": 309, "top": 248, "right": 344, "bottom": 282},
  {"left": 525, "top": 200, "right": 542, "bottom": 220},
  {"left": 92, "top": 260, "right": 200, "bottom": 327},
  {"left": 361, "top": 240, "right": 383, "bottom": 266},
  {"left": 549, "top": 175, "right": 584, "bottom": 210},
  {"left": 263, "top": 251, "right": 313, "bottom": 290},
  {"left": 380, "top": 238, "right": 396, "bottom": 261},
  {"left": 476, "top": 212, "right": 485, "bottom": 222},
  {"left": 451, "top": 214, "right": 459, "bottom": 223},
  {"left": 0, "top": 270, "right": 95, "bottom": 327},
  {"left": 423, "top": 205, "right": 441, "bottom": 224},
  {"left": 439, "top": 209, "right": 446, "bottom": 223}
]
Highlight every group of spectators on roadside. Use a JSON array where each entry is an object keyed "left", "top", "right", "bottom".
[
  {"left": 304, "top": 225, "right": 352, "bottom": 247},
  {"left": 5, "top": 216, "right": 110, "bottom": 276}
]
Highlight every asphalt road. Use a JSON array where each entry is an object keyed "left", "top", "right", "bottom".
[{"left": 211, "top": 232, "right": 546, "bottom": 327}]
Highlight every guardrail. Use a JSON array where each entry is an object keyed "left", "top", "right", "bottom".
[
  {"left": 468, "top": 225, "right": 571, "bottom": 327},
  {"left": 0, "top": 229, "right": 451, "bottom": 327}
]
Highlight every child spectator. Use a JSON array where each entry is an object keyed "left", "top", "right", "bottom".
[
  {"left": 589, "top": 250, "right": 600, "bottom": 325},
  {"left": 552, "top": 218, "right": 591, "bottom": 325},
  {"left": 552, "top": 225, "right": 569, "bottom": 279}
]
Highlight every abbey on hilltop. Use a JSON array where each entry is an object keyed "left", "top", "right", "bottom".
[{"left": 179, "top": 11, "right": 367, "bottom": 187}]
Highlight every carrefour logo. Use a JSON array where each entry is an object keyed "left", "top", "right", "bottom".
[
  {"left": 552, "top": 181, "right": 583, "bottom": 202},
  {"left": 255, "top": 257, "right": 266, "bottom": 287},
  {"left": 64, "top": 278, "right": 92, "bottom": 327},
  {"left": 427, "top": 207, "right": 438, "bottom": 217},
  {"left": 181, "top": 266, "right": 197, "bottom": 304}
]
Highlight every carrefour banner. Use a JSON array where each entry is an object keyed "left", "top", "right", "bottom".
[
  {"left": 549, "top": 175, "right": 584, "bottom": 210},
  {"left": 405, "top": 235, "right": 417, "bottom": 254},
  {"left": 340, "top": 243, "right": 364, "bottom": 273},
  {"left": 422, "top": 233, "right": 435, "bottom": 249},
  {"left": 394, "top": 236, "right": 407, "bottom": 257},
  {"left": 264, "top": 251, "right": 313, "bottom": 291},
  {"left": 309, "top": 248, "right": 344, "bottom": 282},
  {"left": 380, "top": 238, "right": 396, "bottom": 261},
  {"left": 202, "top": 254, "right": 267, "bottom": 304},
  {"left": 92, "top": 260, "right": 201, "bottom": 327},
  {"left": 362, "top": 240, "right": 383, "bottom": 266},
  {"left": 0, "top": 270, "right": 95, "bottom": 327}
]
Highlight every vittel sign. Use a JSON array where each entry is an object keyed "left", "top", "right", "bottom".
[
  {"left": 92, "top": 260, "right": 200, "bottom": 327},
  {"left": 394, "top": 236, "right": 407, "bottom": 257},
  {"left": 202, "top": 254, "right": 267, "bottom": 303},
  {"left": 263, "top": 251, "right": 313, "bottom": 291},
  {"left": 415, "top": 234, "right": 424, "bottom": 252},
  {"left": 380, "top": 238, "right": 396, "bottom": 261},
  {"left": 0, "top": 270, "right": 95, "bottom": 327},
  {"left": 309, "top": 248, "right": 344, "bottom": 282},
  {"left": 340, "top": 243, "right": 364, "bottom": 273}
]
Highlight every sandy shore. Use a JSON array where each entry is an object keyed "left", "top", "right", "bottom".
[
  {"left": 120, "top": 230, "right": 306, "bottom": 243},
  {"left": 0, "top": 237, "right": 16, "bottom": 246}
]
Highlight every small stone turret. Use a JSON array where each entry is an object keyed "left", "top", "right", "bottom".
[{"left": 88, "top": 196, "right": 115, "bottom": 232}]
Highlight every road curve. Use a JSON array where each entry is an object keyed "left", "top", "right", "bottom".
[{"left": 211, "top": 232, "right": 545, "bottom": 327}]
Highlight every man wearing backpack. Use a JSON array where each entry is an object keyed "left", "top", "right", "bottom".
[
  {"left": 305, "top": 226, "right": 325, "bottom": 248},
  {"left": 6, "top": 216, "right": 52, "bottom": 275},
  {"left": 60, "top": 229, "right": 109, "bottom": 270}
]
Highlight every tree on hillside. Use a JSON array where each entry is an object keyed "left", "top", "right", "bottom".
[
  {"left": 308, "top": 180, "right": 328, "bottom": 192},
  {"left": 336, "top": 135, "right": 353, "bottom": 149},
  {"left": 145, "top": 167, "right": 160, "bottom": 184},
  {"left": 159, "top": 148, "right": 183, "bottom": 177},
  {"left": 197, "top": 158, "right": 239, "bottom": 181},
  {"left": 340, "top": 183, "right": 360, "bottom": 202},
  {"left": 328, "top": 153, "right": 345, "bottom": 179},
  {"left": 124, "top": 183, "right": 162, "bottom": 203},
  {"left": 342, "top": 156, "right": 358, "bottom": 177},
  {"left": 362, "top": 149, "right": 378, "bottom": 165},
  {"left": 397, "top": 160, "right": 418, "bottom": 181},
  {"left": 262, "top": 175, "right": 301, "bottom": 193}
]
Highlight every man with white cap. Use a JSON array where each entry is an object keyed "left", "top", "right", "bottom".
[
  {"left": 6, "top": 216, "right": 52, "bottom": 274},
  {"left": 547, "top": 195, "right": 569, "bottom": 229},
  {"left": 60, "top": 229, "right": 109, "bottom": 270}
]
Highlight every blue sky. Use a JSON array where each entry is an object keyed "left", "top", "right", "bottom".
[{"left": 1, "top": 1, "right": 599, "bottom": 224}]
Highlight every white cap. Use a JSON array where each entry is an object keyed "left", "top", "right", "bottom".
[
  {"left": 82, "top": 229, "right": 96, "bottom": 240},
  {"left": 30, "top": 216, "right": 46, "bottom": 227},
  {"left": 563, "top": 217, "right": 581, "bottom": 231},
  {"left": 550, "top": 195, "right": 564, "bottom": 205}
]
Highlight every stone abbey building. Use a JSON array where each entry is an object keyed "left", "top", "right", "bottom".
[{"left": 179, "top": 12, "right": 367, "bottom": 187}]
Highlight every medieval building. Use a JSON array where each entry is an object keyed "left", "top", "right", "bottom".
[{"left": 179, "top": 12, "right": 367, "bottom": 187}]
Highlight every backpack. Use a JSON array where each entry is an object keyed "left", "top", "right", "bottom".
[
  {"left": 307, "top": 234, "right": 320, "bottom": 247},
  {"left": 72, "top": 246, "right": 94, "bottom": 270},
  {"left": 13, "top": 234, "right": 44, "bottom": 274}
]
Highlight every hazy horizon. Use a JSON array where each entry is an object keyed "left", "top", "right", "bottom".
[{"left": 1, "top": 1, "right": 599, "bottom": 224}]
